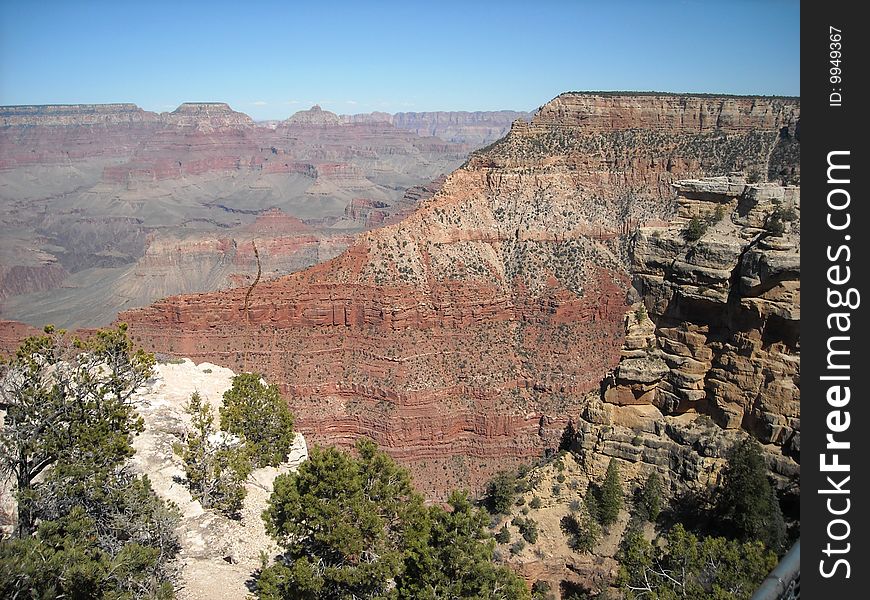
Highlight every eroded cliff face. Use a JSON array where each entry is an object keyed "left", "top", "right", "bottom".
[
  {"left": 496, "top": 178, "right": 800, "bottom": 595},
  {"left": 0, "top": 102, "right": 482, "bottom": 327},
  {"left": 579, "top": 176, "right": 800, "bottom": 492},
  {"left": 120, "top": 93, "right": 799, "bottom": 497},
  {"left": 621, "top": 178, "right": 799, "bottom": 449},
  {"left": 0, "top": 103, "right": 161, "bottom": 168},
  {"left": 345, "top": 110, "right": 533, "bottom": 146}
]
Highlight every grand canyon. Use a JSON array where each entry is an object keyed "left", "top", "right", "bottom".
[
  {"left": 0, "top": 102, "right": 527, "bottom": 327},
  {"left": 1, "top": 91, "right": 801, "bottom": 597},
  {"left": 114, "top": 93, "right": 801, "bottom": 498}
]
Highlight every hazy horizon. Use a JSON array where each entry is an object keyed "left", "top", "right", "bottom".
[{"left": 0, "top": 0, "right": 799, "bottom": 120}]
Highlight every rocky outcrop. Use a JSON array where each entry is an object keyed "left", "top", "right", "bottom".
[
  {"left": 481, "top": 94, "right": 799, "bottom": 211},
  {"left": 0, "top": 258, "right": 68, "bottom": 301},
  {"left": 129, "top": 358, "right": 308, "bottom": 600},
  {"left": 120, "top": 93, "right": 799, "bottom": 497},
  {"left": 284, "top": 104, "right": 344, "bottom": 126},
  {"left": 161, "top": 102, "right": 255, "bottom": 130},
  {"left": 0, "top": 103, "right": 160, "bottom": 127},
  {"left": 611, "top": 177, "right": 800, "bottom": 459}
]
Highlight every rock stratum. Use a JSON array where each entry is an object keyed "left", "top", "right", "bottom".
[
  {"left": 495, "top": 176, "right": 800, "bottom": 594},
  {"left": 120, "top": 93, "right": 800, "bottom": 497},
  {"left": 0, "top": 102, "right": 516, "bottom": 327},
  {"left": 344, "top": 109, "right": 533, "bottom": 146}
]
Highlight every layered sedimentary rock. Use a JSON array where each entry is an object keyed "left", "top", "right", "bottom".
[
  {"left": 121, "top": 93, "right": 800, "bottom": 497},
  {"left": 284, "top": 104, "right": 344, "bottom": 126},
  {"left": 1, "top": 101, "right": 498, "bottom": 327},
  {"left": 607, "top": 177, "right": 800, "bottom": 457},
  {"left": 0, "top": 245, "right": 68, "bottom": 300},
  {"left": 0, "top": 103, "right": 161, "bottom": 168},
  {"left": 161, "top": 102, "right": 255, "bottom": 130},
  {"left": 497, "top": 177, "right": 800, "bottom": 594},
  {"left": 345, "top": 110, "right": 533, "bottom": 146}
]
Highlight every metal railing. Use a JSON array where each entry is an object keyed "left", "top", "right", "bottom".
[{"left": 750, "top": 540, "right": 800, "bottom": 600}]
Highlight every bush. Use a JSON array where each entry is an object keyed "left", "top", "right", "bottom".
[
  {"left": 220, "top": 373, "right": 295, "bottom": 468},
  {"left": 765, "top": 205, "right": 796, "bottom": 237},
  {"left": 177, "top": 392, "right": 252, "bottom": 517},
  {"left": 512, "top": 516, "right": 539, "bottom": 544},
  {"left": 485, "top": 471, "right": 517, "bottom": 514},
  {"left": 533, "top": 580, "right": 556, "bottom": 600},
  {"left": 683, "top": 216, "right": 707, "bottom": 241},
  {"left": 766, "top": 214, "right": 786, "bottom": 236},
  {"left": 634, "top": 304, "right": 648, "bottom": 324},
  {"left": 530, "top": 496, "right": 543, "bottom": 509},
  {"left": 776, "top": 206, "right": 798, "bottom": 221},
  {"left": 496, "top": 525, "right": 511, "bottom": 544},
  {"left": 510, "top": 539, "right": 526, "bottom": 555}
]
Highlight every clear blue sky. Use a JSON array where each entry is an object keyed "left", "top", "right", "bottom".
[{"left": 0, "top": 0, "right": 799, "bottom": 121}]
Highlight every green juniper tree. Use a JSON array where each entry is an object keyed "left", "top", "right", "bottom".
[
  {"left": 220, "top": 373, "right": 295, "bottom": 468},
  {"left": 398, "top": 491, "right": 530, "bottom": 600},
  {"left": 0, "top": 324, "right": 154, "bottom": 537},
  {"left": 637, "top": 472, "right": 663, "bottom": 522},
  {"left": 560, "top": 508, "right": 601, "bottom": 554},
  {"left": 258, "top": 439, "right": 424, "bottom": 599},
  {"left": 618, "top": 524, "right": 776, "bottom": 600},
  {"left": 485, "top": 470, "right": 517, "bottom": 514},
  {"left": 0, "top": 325, "right": 179, "bottom": 599},
  {"left": 714, "top": 439, "right": 787, "bottom": 552},
  {"left": 598, "top": 459, "right": 623, "bottom": 527},
  {"left": 682, "top": 216, "right": 707, "bottom": 241},
  {"left": 177, "top": 391, "right": 251, "bottom": 517},
  {"left": 257, "top": 439, "right": 530, "bottom": 600}
]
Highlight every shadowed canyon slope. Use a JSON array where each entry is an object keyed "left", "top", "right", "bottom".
[
  {"left": 0, "top": 102, "right": 522, "bottom": 327},
  {"left": 121, "top": 93, "right": 800, "bottom": 497}
]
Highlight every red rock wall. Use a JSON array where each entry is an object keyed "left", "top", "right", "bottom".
[{"left": 117, "top": 93, "right": 799, "bottom": 496}]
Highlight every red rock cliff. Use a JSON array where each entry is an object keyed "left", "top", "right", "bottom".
[{"left": 120, "top": 92, "right": 800, "bottom": 497}]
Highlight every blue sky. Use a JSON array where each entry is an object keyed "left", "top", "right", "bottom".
[{"left": 0, "top": 0, "right": 799, "bottom": 120}]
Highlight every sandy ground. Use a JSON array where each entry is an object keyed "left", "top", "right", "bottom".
[{"left": 130, "top": 359, "right": 307, "bottom": 600}]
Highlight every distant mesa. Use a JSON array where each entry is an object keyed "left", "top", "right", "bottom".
[
  {"left": 283, "top": 104, "right": 343, "bottom": 126},
  {"left": 0, "top": 102, "right": 160, "bottom": 126},
  {"left": 161, "top": 102, "right": 254, "bottom": 129},
  {"left": 169, "top": 102, "right": 238, "bottom": 114}
]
